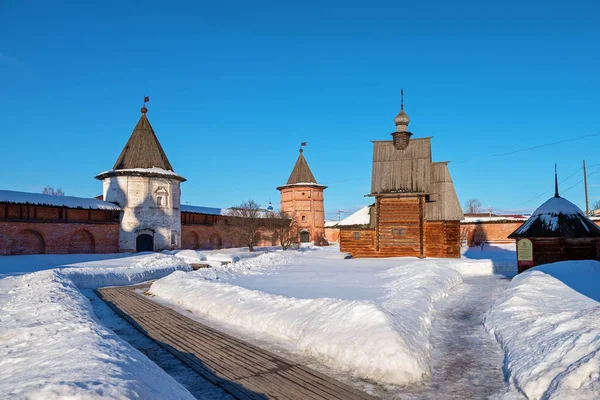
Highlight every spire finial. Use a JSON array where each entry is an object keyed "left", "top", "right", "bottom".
[
  {"left": 299, "top": 142, "right": 307, "bottom": 153},
  {"left": 554, "top": 164, "right": 559, "bottom": 198},
  {"left": 141, "top": 96, "right": 149, "bottom": 114},
  {"left": 400, "top": 88, "right": 404, "bottom": 111}
]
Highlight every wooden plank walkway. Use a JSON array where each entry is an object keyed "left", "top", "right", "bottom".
[{"left": 96, "top": 285, "right": 378, "bottom": 400}]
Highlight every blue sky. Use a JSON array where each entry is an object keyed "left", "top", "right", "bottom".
[{"left": 1, "top": 1, "right": 599, "bottom": 219}]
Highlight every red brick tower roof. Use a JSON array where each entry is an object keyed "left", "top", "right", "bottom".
[{"left": 285, "top": 149, "right": 318, "bottom": 185}]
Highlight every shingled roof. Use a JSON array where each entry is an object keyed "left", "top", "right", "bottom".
[
  {"left": 112, "top": 108, "right": 174, "bottom": 171},
  {"left": 509, "top": 196, "right": 600, "bottom": 238},
  {"left": 285, "top": 150, "right": 318, "bottom": 185}
]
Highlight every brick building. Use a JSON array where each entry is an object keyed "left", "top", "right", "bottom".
[
  {"left": 338, "top": 97, "right": 463, "bottom": 258},
  {"left": 0, "top": 106, "right": 274, "bottom": 256},
  {"left": 277, "top": 148, "right": 327, "bottom": 243}
]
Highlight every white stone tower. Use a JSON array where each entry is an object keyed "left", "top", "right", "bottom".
[{"left": 95, "top": 104, "right": 186, "bottom": 252}]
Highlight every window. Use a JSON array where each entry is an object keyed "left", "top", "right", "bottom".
[
  {"left": 393, "top": 227, "right": 407, "bottom": 237},
  {"left": 301, "top": 215, "right": 306, "bottom": 222},
  {"left": 155, "top": 187, "right": 168, "bottom": 208},
  {"left": 171, "top": 231, "right": 179, "bottom": 247},
  {"left": 354, "top": 231, "right": 360, "bottom": 240}
]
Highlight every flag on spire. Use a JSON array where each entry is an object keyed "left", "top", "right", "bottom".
[{"left": 144, "top": 96, "right": 150, "bottom": 103}]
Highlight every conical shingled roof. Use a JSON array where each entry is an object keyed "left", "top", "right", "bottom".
[
  {"left": 509, "top": 196, "right": 600, "bottom": 238},
  {"left": 285, "top": 150, "right": 318, "bottom": 185},
  {"left": 113, "top": 109, "right": 174, "bottom": 171}
]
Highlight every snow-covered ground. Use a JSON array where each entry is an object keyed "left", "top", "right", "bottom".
[
  {"left": 486, "top": 260, "right": 600, "bottom": 400},
  {"left": 3, "top": 242, "right": 598, "bottom": 399},
  {"left": 0, "top": 253, "right": 199, "bottom": 399},
  {"left": 147, "top": 245, "right": 516, "bottom": 392}
]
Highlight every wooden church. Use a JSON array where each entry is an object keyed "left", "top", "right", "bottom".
[{"left": 339, "top": 94, "right": 463, "bottom": 258}]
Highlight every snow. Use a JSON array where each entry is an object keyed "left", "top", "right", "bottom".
[
  {"left": 0, "top": 189, "right": 121, "bottom": 210},
  {"left": 514, "top": 195, "right": 592, "bottom": 233},
  {"left": 146, "top": 246, "right": 514, "bottom": 387},
  {"left": 336, "top": 205, "right": 371, "bottom": 226},
  {"left": 485, "top": 261, "right": 600, "bottom": 399},
  {"left": 181, "top": 204, "right": 227, "bottom": 215},
  {"left": 462, "top": 216, "right": 528, "bottom": 223},
  {"left": 0, "top": 269, "right": 194, "bottom": 399},
  {"left": 98, "top": 167, "right": 182, "bottom": 177},
  {"left": 0, "top": 253, "right": 196, "bottom": 398}
]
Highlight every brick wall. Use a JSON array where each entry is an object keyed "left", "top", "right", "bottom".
[
  {"left": 461, "top": 221, "right": 524, "bottom": 245},
  {"left": 325, "top": 227, "right": 340, "bottom": 243},
  {"left": 181, "top": 225, "right": 275, "bottom": 250},
  {"left": 0, "top": 221, "right": 119, "bottom": 255}
]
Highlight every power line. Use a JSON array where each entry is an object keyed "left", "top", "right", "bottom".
[
  {"left": 511, "top": 166, "right": 584, "bottom": 208},
  {"left": 454, "top": 133, "right": 600, "bottom": 165}
]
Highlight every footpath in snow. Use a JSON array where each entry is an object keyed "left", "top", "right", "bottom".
[
  {"left": 397, "top": 275, "right": 512, "bottom": 399},
  {"left": 147, "top": 245, "right": 519, "bottom": 393}
]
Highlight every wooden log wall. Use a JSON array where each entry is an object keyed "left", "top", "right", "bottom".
[
  {"left": 425, "top": 221, "right": 461, "bottom": 258},
  {"left": 521, "top": 238, "right": 600, "bottom": 272},
  {"left": 376, "top": 196, "right": 423, "bottom": 257},
  {"left": 339, "top": 229, "right": 377, "bottom": 257}
]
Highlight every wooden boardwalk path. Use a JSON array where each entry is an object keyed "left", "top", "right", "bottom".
[{"left": 96, "top": 285, "right": 377, "bottom": 400}]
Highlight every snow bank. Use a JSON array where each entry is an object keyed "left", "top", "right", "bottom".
[
  {"left": 485, "top": 267, "right": 600, "bottom": 399},
  {"left": 533, "top": 260, "right": 600, "bottom": 302},
  {"left": 379, "top": 261, "right": 463, "bottom": 381},
  {"left": 62, "top": 253, "right": 192, "bottom": 289},
  {"left": 0, "top": 270, "right": 194, "bottom": 399},
  {"left": 149, "top": 258, "right": 464, "bottom": 385}
]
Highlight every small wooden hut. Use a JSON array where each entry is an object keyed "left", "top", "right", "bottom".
[{"left": 509, "top": 192, "right": 600, "bottom": 273}]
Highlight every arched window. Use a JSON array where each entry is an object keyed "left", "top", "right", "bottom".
[
  {"left": 155, "top": 187, "right": 168, "bottom": 208},
  {"left": 301, "top": 215, "right": 306, "bottom": 222}
]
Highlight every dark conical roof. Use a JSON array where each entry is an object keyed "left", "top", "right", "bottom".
[
  {"left": 509, "top": 196, "right": 600, "bottom": 238},
  {"left": 286, "top": 150, "right": 317, "bottom": 185},
  {"left": 113, "top": 109, "right": 174, "bottom": 171}
]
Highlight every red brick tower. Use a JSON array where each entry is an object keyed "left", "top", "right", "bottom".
[{"left": 277, "top": 148, "right": 327, "bottom": 243}]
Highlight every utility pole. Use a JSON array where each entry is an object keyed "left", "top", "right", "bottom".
[
  {"left": 337, "top": 209, "right": 342, "bottom": 221},
  {"left": 583, "top": 160, "right": 590, "bottom": 216},
  {"left": 488, "top": 205, "right": 492, "bottom": 219}
]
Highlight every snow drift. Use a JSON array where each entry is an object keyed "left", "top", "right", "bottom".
[
  {"left": 149, "top": 259, "right": 464, "bottom": 385},
  {"left": 485, "top": 261, "right": 600, "bottom": 399},
  {"left": 62, "top": 253, "right": 192, "bottom": 289},
  {"left": 0, "top": 270, "right": 194, "bottom": 399}
]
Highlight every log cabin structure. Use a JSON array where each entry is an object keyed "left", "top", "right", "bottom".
[
  {"left": 339, "top": 94, "right": 463, "bottom": 258},
  {"left": 509, "top": 177, "right": 600, "bottom": 273}
]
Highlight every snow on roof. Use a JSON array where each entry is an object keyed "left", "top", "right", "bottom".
[
  {"left": 181, "top": 205, "right": 273, "bottom": 218},
  {"left": 530, "top": 196, "right": 584, "bottom": 216},
  {"left": 180, "top": 205, "right": 227, "bottom": 216},
  {"left": 0, "top": 190, "right": 121, "bottom": 211},
  {"left": 337, "top": 206, "right": 372, "bottom": 227},
  {"left": 325, "top": 220, "right": 339, "bottom": 228},
  {"left": 462, "top": 216, "right": 528, "bottom": 223},
  {"left": 96, "top": 167, "right": 184, "bottom": 180},
  {"left": 510, "top": 196, "right": 600, "bottom": 238}
]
